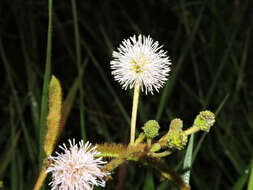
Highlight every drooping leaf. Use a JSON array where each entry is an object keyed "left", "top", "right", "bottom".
[{"left": 44, "top": 75, "right": 62, "bottom": 156}]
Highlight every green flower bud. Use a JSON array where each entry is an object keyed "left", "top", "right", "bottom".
[
  {"left": 167, "top": 118, "right": 188, "bottom": 150},
  {"left": 194, "top": 110, "right": 215, "bottom": 132},
  {"left": 168, "top": 131, "right": 188, "bottom": 150},
  {"left": 169, "top": 118, "right": 183, "bottom": 131},
  {"left": 142, "top": 120, "right": 160, "bottom": 138}
]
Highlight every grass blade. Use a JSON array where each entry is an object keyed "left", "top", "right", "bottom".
[
  {"left": 39, "top": 0, "right": 53, "bottom": 166},
  {"left": 248, "top": 160, "right": 253, "bottom": 190},
  {"left": 156, "top": 1, "right": 206, "bottom": 121},
  {"left": 143, "top": 171, "right": 155, "bottom": 190},
  {"left": 182, "top": 134, "right": 194, "bottom": 185},
  {"left": 0, "top": 41, "right": 35, "bottom": 162},
  {"left": 71, "top": 0, "right": 86, "bottom": 140}
]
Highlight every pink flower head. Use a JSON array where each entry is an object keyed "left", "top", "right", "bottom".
[{"left": 46, "top": 139, "right": 108, "bottom": 190}]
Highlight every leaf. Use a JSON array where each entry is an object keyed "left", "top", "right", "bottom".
[
  {"left": 44, "top": 75, "right": 62, "bottom": 156},
  {"left": 140, "top": 157, "right": 190, "bottom": 190},
  {"left": 247, "top": 160, "right": 253, "bottom": 190},
  {"left": 143, "top": 171, "right": 155, "bottom": 190},
  {"left": 232, "top": 172, "right": 248, "bottom": 190},
  {"left": 182, "top": 134, "right": 194, "bottom": 185},
  {"left": 0, "top": 130, "right": 21, "bottom": 178}
]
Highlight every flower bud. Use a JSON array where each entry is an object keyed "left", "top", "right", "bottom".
[
  {"left": 194, "top": 110, "right": 215, "bottom": 132},
  {"left": 167, "top": 119, "right": 188, "bottom": 150},
  {"left": 142, "top": 120, "right": 160, "bottom": 138}
]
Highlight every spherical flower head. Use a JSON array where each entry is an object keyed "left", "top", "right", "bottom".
[
  {"left": 168, "top": 130, "right": 188, "bottom": 150},
  {"left": 110, "top": 34, "right": 171, "bottom": 94},
  {"left": 167, "top": 119, "right": 187, "bottom": 150},
  {"left": 142, "top": 120, "right": 160, "bottom": 138},
  {"left": 194, "top": 110, "right": 215, "bottom": 132},
  {"left": 46, "top": 139, "right": 108, "bottom": 190}
]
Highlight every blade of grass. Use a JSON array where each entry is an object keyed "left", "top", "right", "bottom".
[
  {"left": 10, "top": 99, "right": 17, "bottom": 190},
  {"left": 39, "top": 0, "right": 53, "bottom": 167},
  {"left": 143, "top": 171, "right": 155, "bottom": 190},
  {"left": 180, "top": 80, "right": 205, "bottom": 106},
  {"left": 81, "top": 39, "right": 130, "bottom": 124},
  {"left": 191, "top": 93, "right": 229, "bottom": 163},
  {"left": 54, "top": 15, "right": 75, "bottom": 60},
  {"left": 232, "top": 164, "right": 250, "bottom": 190},
  {"left": 0, "top": 130, "right": 21, "bottom": 179},
  {"left": 182, "top": 134, "right": 194, "bottom": 185},
  {"left": 175, "top": 93, "right": 229, "bottom": 172},
  {"left": 248, "top": 160, "right": 253, "bottom": 190},
  {"left": 204, "top": 1, "right": 249, "bottom": 106},
  {"left": 61, "top": 60, "right": 87, "bottom": 129},
  {"left": 15, "top": 11, "right": 41, "bottom": 139},
  {"left": 156, "top": 182, "right": 169, "bottom": 190},
  {"left": 156, "top": 0, "right": 206, "bottom": 121},
  {"left": 0, "top": 40, "right": 35, "bottom": 162},
  {"left": 17, "top": 153, "right": 24, "bottom": 189},
  {"left": 71, "top": 0, "right": 86, "bottom": 141},
  {"left": 232, "top": 173, "right": 248, "bottom": 190},
  {"left": 235, "top": 29, "right": 250, "bottom": 93}
]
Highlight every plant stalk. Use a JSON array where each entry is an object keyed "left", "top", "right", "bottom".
[
  {"left": 33, "top": 166, "right": 47, "bottom": 190},
  {"left": 130, "top": 83, "right": 140, "bottom": 145},
  {"left": 184, "top": 125, "right": 200, "bottom": 136}
]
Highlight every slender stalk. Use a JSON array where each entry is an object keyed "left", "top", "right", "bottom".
[
  {"left": 147, "top": 138, "right": 152, "bottom": 148},
  {"left": 33, "top": 167, "right": 47, "bottom": 190},
  {"left": 134, "top": 133, "right": 145, "bottom": 145},
  {"left": 130, "top": 83, "right": 140, "bottom": 145},
  {"left": 184, "top": 125, "right": 200, "bottom": 136},
  {"left": 151, "top": 150, "right": 172, "bottom": 158}
]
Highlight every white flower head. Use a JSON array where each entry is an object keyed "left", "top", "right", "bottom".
[
  {"left": 46, "top": 139, "right": 108, "bottom": 190},
  {"left": 110, "top": 34, "right": 171, "bottom": 94}
]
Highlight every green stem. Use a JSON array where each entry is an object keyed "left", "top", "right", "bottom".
[
  {"left": 184, "top": 125, "right": 200, "bottom": 136},
  {"left": 150, "top": 143, "right": 161, "bottom": 152},
  {"left": 147, "top": 138, "right": 152, "bottom": 148},
  {"left": 130, "top": 83, "right": 140, "bottom": 145},
  {"left": 134, "top": 133, "right": 145, "bottom": 145},
  {"left": 151, "top": 150, "right": 172, "bottom": 158}
]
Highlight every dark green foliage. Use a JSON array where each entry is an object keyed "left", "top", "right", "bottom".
[{"left": 0, "top": 0, "right": 252, "bottom": 189}]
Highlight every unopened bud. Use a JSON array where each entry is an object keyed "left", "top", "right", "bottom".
[
  {"left": 167, "top": 119, "right": 188, "bottom": 150},
  {"left": 142, "top": 120, "right": 160, "bottom": 138},
  {"left": 194, "top": 110, "right": 215, "bottom": 132}
]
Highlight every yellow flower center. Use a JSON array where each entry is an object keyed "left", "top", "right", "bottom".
[{"left": 131, "top": 54, "right": 149, "bottom": 74}]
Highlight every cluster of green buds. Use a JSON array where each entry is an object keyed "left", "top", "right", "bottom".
[{"left": 141, "top": 110, "right": 216, "bottom": 152}]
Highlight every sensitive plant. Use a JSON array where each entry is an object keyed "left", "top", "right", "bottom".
[{"left": 33, "top": 35, "right": 215, "bottom": 190}]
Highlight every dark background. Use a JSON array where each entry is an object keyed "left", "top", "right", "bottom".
[{"left": 0, "top": 0, "right": 253, "bottom": 189}]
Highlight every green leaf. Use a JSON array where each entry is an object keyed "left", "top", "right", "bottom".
[
  {"left": 143, "top": 171, "right": 155, "bottom": 190},
  {"left": 248, "top": 160, "right": 253, "bottom": 190},
  {"left": 182, "top": 134, "right": 194, "bottom": 185},
  {"left": 44, "top": 75, "right": 62, "bottom": 156},
  {"left": 232, "top": 172, "right": 248, "bottom": 190},
  {"left": 39, "top": 0, "right": 53, "bottom": 167}
]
